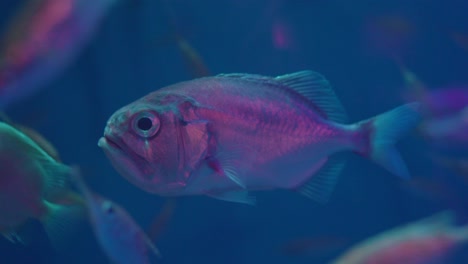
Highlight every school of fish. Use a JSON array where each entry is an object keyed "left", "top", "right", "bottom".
[{"left": 0, "top": 1, "right": 467, "bottom": 263}]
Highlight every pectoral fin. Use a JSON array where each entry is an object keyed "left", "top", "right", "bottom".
[{"left": 207, "top": 157, "right": 247, "bottom": 189}]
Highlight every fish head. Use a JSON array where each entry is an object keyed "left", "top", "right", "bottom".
[
  {"left": 86, "top": 195, "right": 145, "bottom": 256},
  {"left": 99, "top": 95, "right": 199, "bottom": 196},
  {"left": 91, "top": 197, "right": 130, "bottom": 229}
]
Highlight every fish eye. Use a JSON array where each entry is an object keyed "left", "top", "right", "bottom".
[
  {"left": 132, "top": 111, "right": 160, "bottom": 138},
  {"left": 102, "top": 201, "right": 115, "bottom": 215}
]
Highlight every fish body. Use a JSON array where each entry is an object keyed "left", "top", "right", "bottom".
[
  {"left": 70, "top": 168, "right": 160, "bottom": 264},
  {"left": 0, "top": 0, "right": 117, "bottom": 108},
  {"left": 331, "top": 211, "right": 468, "bottom": 264},
  {"left": 0, "top": 121, "right": 75, "bottom": 243},
  {"left": 417, "top": 88, "right": 468, "bottom": 118},
  {"left": 419, "top": 106, "right": 468, "bottom": 144},
  {"left": 99, "top": 71, "right": 421, "bottom": 204}
]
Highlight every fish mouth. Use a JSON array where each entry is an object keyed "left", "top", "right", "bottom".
[
  {"left": 98, "top": 135, "right": 154, "bottom": 181},
  {"left": 99, "top": 135, "right": 147, "bottom": 162},
  {"left": 99, "top": 136, "right": 122, "bottom": 151}
]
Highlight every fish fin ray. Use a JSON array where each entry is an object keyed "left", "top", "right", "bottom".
[
  {"left": 296, "top": 156, "right": 347, "bottom": 204},
  {"left": 275, "top": 70, "right": 348, "bottom": 123},
  {"left": 144, "top": 235, "right": 162, "bottom": 258},
  {"left": 208, "top": 142, "right": 248, "bottom": 189},
  {"left": 215, "top": 73, "right": 270, "bottom": 81},
  {"left": 355, "top": 102, "right": 421, "bottom": 179},
  {"left": 224, "top": 167, "right": 246, "bottom": 189},
  {"left": 41, "top": 201, "right": 86, "bottom": 251},
  {"left": 17, "top": 125, "right": 62, "bottom": 161},
  {"left": 206, "top": 190, "right": 256, "bottom": 206},
  {"left": 2, "top": 230, "right": 25, "bottom": 244},
  {"left": 41, "top": 162, "right": 72, "bottom": 200}
]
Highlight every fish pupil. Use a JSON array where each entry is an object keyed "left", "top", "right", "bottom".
[{"left": 137, "top": 117, "right": 152, "bottom": 131}]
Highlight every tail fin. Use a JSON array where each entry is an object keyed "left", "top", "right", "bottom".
[{"left": 355, "top": 102, "right": 422, "bottom": 179}]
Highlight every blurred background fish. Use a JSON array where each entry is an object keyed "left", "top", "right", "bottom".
[
  {"left": 0, "top": 0, "right": 118, "bottom": 109},
  {"left": 156, "top": 0, "right": 210, "bottom": 78},
  {"left": 0, "top": 0, "right": 467, "bottom": 263},
  {"left": 0, "top": 112, "right": 61, "bottom": 161},
  {"left": 0, "top": 119, "right": 83, "bottom": 247},
  {"left": 330, "top": 211, "right": 468, "bottom": 264},
  {"left": 397, "top": 63, "right": 468, "bottom": 151},
  {"left": 147, "top": 198, "right": 176, "bottom": 243},
  {"left": 398, "top": 64, "right": 468, "bottom": 118},
  {"left": 70, "top": 167, "right": 161, "bottom": 264}
]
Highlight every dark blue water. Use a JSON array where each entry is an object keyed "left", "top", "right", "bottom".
[{"left": 1, "top": 0, "right": 467, "bottom": 263}]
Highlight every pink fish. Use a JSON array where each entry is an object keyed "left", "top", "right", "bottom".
[
  {"left": 398, "top": 64, "right": 468, "bottom": 146},
  {"left": 0, "top": 0, "right": 117, "bottom": 108},
  {"left": 398, "top": 64, "right": 468, "bottom": 118},
  {"left": 419, "top": 106, "right": 468, "bottom": 144},
  {"left": 331, "top": 211, "right": 468, "bottom": 264},
  {"left": 98, "top": 70, "right": 421, "bottom": 205}
]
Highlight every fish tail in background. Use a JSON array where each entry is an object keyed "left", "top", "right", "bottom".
[
  {"left": 352, "top": 102, "right": 422, "bottom": 179},
  {"left": 40, "top": 200, "right": 86, "bottom": 251},
  {"left": 147, "top": 198, "right": 177, "bottom": 242},
  {"left": 393, "top": 58, "right": 428, "bottom": 103},
  {"left": 159, "top": 0, "right": 211, "bottom": 78}
]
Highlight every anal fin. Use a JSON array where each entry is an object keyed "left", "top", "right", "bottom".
[
  {"left": 296, "top": 155, "right": 347, "bottom": 204},
  {"left": 206, "top": 190, "right": 256, "bottom": 206}
]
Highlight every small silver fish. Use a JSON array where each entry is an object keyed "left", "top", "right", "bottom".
[
  {"left": 99, "top": 70, "right": 421, "bottom": 205},
  {"left": 69, "top": 167, "right": 161, "bottom": 264}
]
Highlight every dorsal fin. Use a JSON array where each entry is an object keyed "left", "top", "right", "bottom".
[
  {"left": 216, "top": 70, "right": 348, "bottom": 123},
  {"left": 0, "top": 112, "right": 61, "bottom": 161},
  {"left": 275, "top": 70, "right": 348, "bottom": 123}
]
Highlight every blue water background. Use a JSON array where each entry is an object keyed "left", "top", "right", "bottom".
[{"left": 1, "top": 0, "right": 467, "bottom": 263}]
